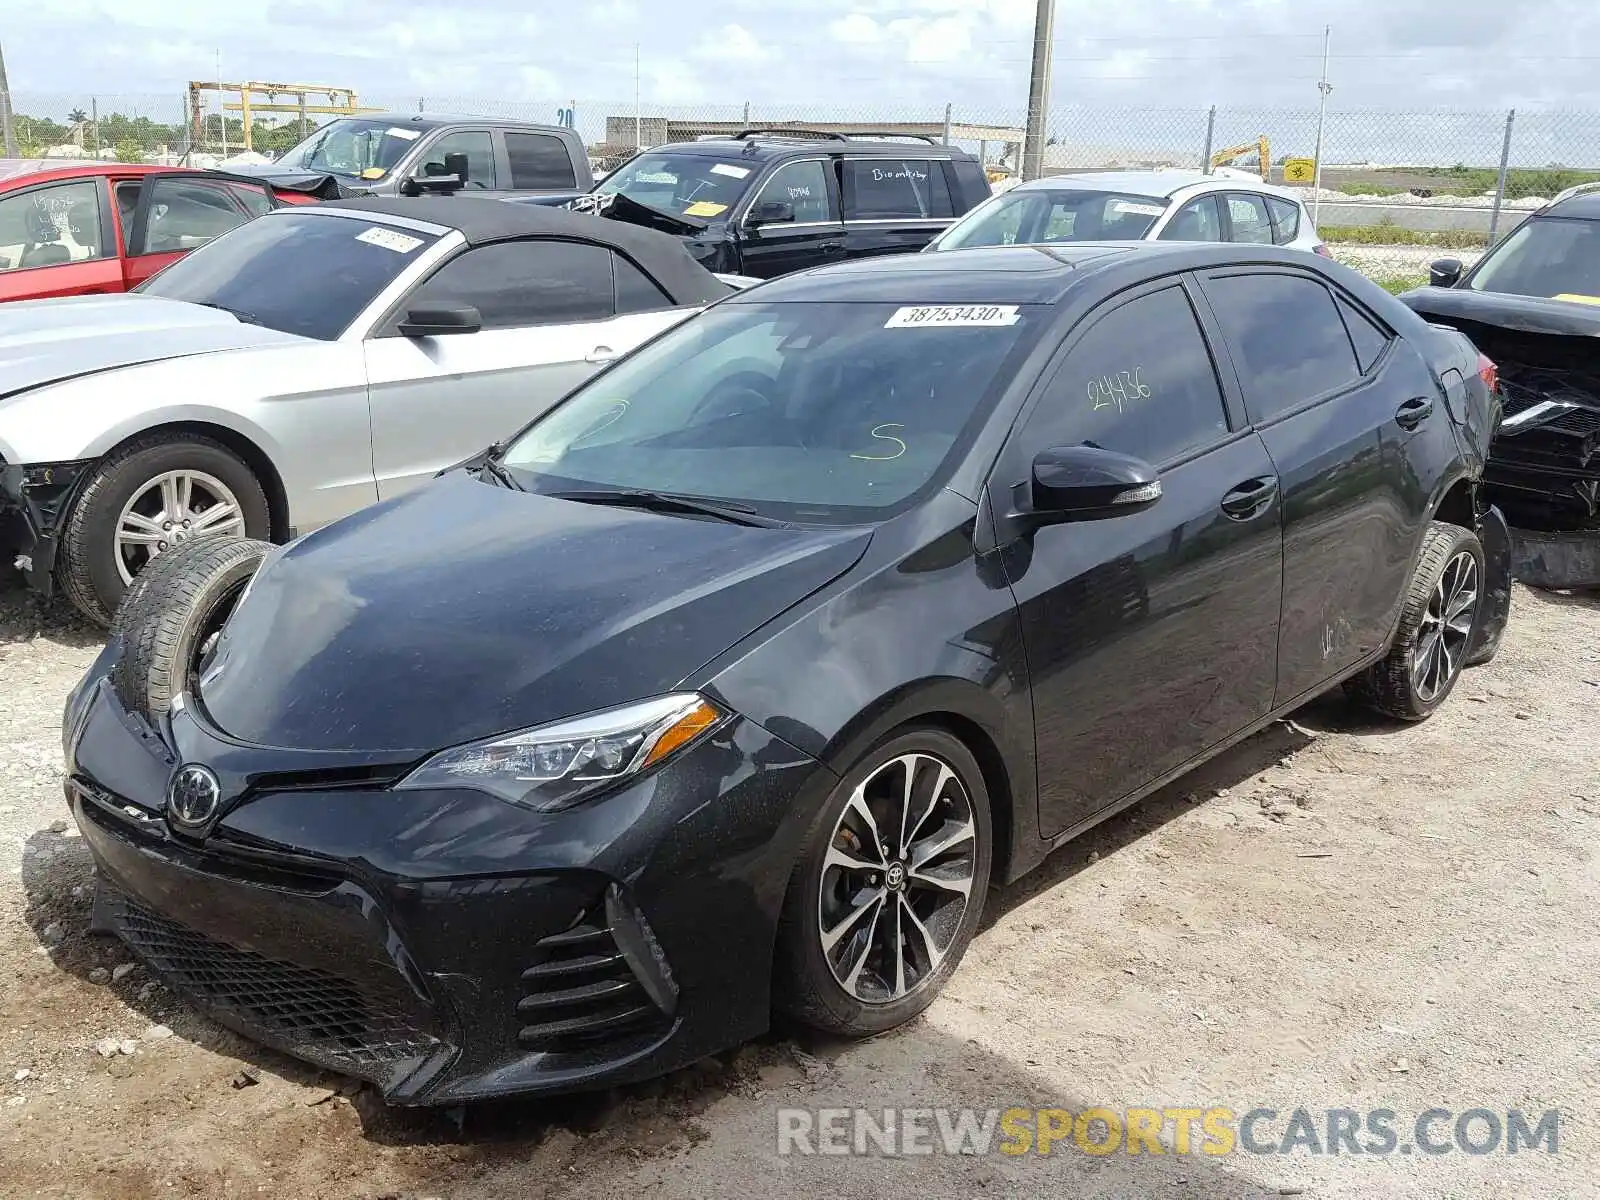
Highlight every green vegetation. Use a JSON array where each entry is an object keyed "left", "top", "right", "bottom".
[
  {"left": 9, "top": 109, "right": 315, "bottom": 162},
  {"left": 1374, "top": 275, "right": 1427, "bottom": 295},
  {"left": 1336, "top": 165, "right": 1600, "bottom": 201},
  {"left": 1320, "top": 223, "right": 1487, "bottom": 249}
]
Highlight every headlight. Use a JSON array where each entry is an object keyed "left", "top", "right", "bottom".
[{"left": 394, "top": 693, "right": 726, "bottom": 812}]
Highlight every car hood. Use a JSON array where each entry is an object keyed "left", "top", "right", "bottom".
[
  {"left": 196, "top": 471, "right": 872, "bottom": 753},
  {"left": 0, "top": 294, "right": 304, "bottom": 403},
  {"left": 1399, "top": 286, "right": 1600, "bottom": 338}
]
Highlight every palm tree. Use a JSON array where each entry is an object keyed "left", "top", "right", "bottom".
[{"left": 68, "top": 107, "right": 87, "bottom": 125}]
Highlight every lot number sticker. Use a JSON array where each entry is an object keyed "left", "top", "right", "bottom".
[
  {"left": 886, "top": 304, "right": 1020, "bottom": 328},
  {"left": 356, "top": 226, "right": 425, "bottom": 254},
  {"left": 385, "top": 127, "right": 422, "bottom": 141},
  {"left": 711, "top": 163, "right": 752, "bottom": 179}
]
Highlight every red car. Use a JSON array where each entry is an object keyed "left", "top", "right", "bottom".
[{"left": 0, "top": 160, "right": 318, "bottom": 303}]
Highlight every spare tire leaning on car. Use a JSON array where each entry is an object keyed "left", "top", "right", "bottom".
[{"left": 110, "top": 535, "right": 273, "bottom": 723}]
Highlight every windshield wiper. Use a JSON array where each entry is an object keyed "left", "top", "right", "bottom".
[
  {"left": 192, "top": 301, "right": 262, "bottom": 326},
  {"left": 477, "top": 454, "right": 524, "bottom": 491},
  {"left": 549, "top": 488, "right": 781, "bottom": 527}
]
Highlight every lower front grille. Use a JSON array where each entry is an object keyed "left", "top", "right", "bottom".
[{"left": 115, "top": 898, "right": 441, "bottom": 1075}]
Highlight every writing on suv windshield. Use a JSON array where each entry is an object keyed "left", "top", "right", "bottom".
[
  {"left": 502, "top": 301, "right": 1038, "bottom": 523},
  {"left": 275, "top": 119, "right": 422, "bottom": 180},
  {"left": 136, "top": 211, "right": 440, "bottom": 341},
  {"left": 1469, "top": 216, "right": 1600, "bottom": 301},
  {"left": 595, "top": 154, "right": 757, "bottom": 219}
]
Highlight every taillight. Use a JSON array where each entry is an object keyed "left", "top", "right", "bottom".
[
  {"left": 1477, "top": 351, "right": 1499, "bottom": 393},
  {"left": 1313, "top": 242, "right": 1333, "bottom": 257}
]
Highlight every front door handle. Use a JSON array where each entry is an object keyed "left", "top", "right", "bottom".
[
  {"left": 1396, "top": 396, "right": 1435, "bottom": 430},
  {"left": 585, "top": 345, "right": 617, "bottom": 365},
  {"left": 820, "top": 240, "right": 845, "bottom": 253},
  {"left": 1220, "top": 476, "right": 1279, "bottom": 520}
]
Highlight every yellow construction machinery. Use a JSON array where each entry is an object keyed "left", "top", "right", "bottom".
[{"left": 1209, "top": 136, "right": 1271, "bottom": 180}]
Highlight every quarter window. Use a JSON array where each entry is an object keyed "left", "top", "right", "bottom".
[
  {"left": 1224, "top": 194, "right": 1274, "bottom": 245},
  {"left": 505, "top": 133, "right": 578, "bottom": 190},
  {"left": 1159, "top": 195, "right": 1223, "bottom": 242},
  {"left": 418, "top": 131, "right": 498, "bottom": 190},
  {"left": 1266, "top": 196, "right": 1301, "bottom": 245},
  {"left": 1026, "top": 286, "right": 1229, "bottom": 465},
  {"left": 751, "top": 160, "right": 835, "bottom": 223},
  {"left": 401, "top": 240, "right": 615, "bottom": 330},
  {"left": 1337, "top": 295, "right": 1391, "bottom": 373},
  {"left": 1205, "top": 273, "right": 1362, "bottom": 421},
  {"left": 843, "top": 158, "right": 953, "bottom": 220},
  {"left": 0, "top": 180, "right": 107, "bottom": 270},
  {"left": 613, "top": 253, "right": 675, "bottom": 314}
]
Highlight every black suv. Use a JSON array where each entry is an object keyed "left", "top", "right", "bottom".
[{"left": 570, "top": 129, "right": 991, "bottom": 278}]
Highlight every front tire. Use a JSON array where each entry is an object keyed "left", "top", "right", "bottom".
[
  {"left": 1348, "top": 521, "right": 1484, "bottom": 721},
  {"left": 57, "top": 434, "right": 270, "bottom": 627},
  {"left": 773, "top": 727, "right": 992, "bottom": 1037}
]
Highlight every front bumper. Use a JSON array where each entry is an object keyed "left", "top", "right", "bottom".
[{"left": 63, "top": 660, "right": 832, "bottom": 1105}]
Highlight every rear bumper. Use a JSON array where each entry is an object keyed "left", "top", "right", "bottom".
[{"left": 63, "top": 663, "right": 832, "bottom": 1105}]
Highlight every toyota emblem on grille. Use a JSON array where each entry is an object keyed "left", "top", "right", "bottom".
[{"left": 166, "top": 764, "right": 221, "bottom": 829}]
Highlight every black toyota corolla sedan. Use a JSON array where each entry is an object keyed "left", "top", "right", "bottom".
[{"left": 62, "top": 242, "right": 1511, "bottom": 1106}]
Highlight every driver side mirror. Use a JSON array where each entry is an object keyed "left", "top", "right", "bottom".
[
  {"left": 1429, "top": 257, "right": 1464, "bottom": 288},
  {"left": 398, "top": 303, "right": 481, "bottom": 337},
  {"left": 747, "top": 201, "right": 795, "bottom": 228},
  {"left": 1029, "top": 445, "right": 1162, "bottom": 523}
]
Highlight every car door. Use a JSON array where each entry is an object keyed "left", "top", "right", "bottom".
[
  {"left": 839, "top": 156, "right": 956, "bottom": 260},
  {"left": 1218, "top": 192, "right": 1276, "bottom": 245},
  {"left": 123, "top": 173, "right": 272, "bottom": 287},
  {"left": 403, "top": 128, "right": 501, "bottom": 192},
  {"left": 362, "top": 238, "right": 692, "bottom": 498},
  {"left": 1196, "top": 268, "right": 1449, "bottom": 704},
  {"left": 502, "top": 130, "right": 581, "bottom": 193},
  {"left": 734, "top": 158, "right": 845, "bottom": 278},
  {"left": 1154, "top": 193, "right": 1225, "bottom": 243},
  {"left": 0, "top": 177, "right": 123, "bottom": 301},
  {"left": 996, "top": 279, "right": 1283, "bottom": 840}
]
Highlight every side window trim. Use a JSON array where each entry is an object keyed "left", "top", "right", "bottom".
[
  {"left": 1198, "top": 268, "right": 1370, "bottom": 427},
  {"left": 742, "top": 157, "right": 840, "bottom": 228},
  {"left": 998, "top": 275, "right": 1243, "bottom": 478}
]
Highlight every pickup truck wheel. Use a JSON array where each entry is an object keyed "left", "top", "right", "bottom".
[
  {"left": 773, "top": 728, "right": 992, "bottom": 1037},
  {"left": 1347, "top": 521, "right": 1485, "bottom": 722},
  {"left": 56, "top": 435, "right": 270, "bottom": 627},
  {"left": 111, "top": 536, "right": 272, "bottom": 723}
]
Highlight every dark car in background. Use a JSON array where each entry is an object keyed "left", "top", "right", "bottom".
[
  {"left": 229, "top": 112, "right": 594, "bottom": 206},
  {"left": 566, "top": 128, "right": 990, "bottom": 278},
  {"left": 0, "top": 160, "right": 317, "bottom": 302},
  {"left": 1401, "top": 183, "right": 1600, "bottom": 586},
  {"left": 65, "top": 242, "right": 1510, "bottom": 1106}
]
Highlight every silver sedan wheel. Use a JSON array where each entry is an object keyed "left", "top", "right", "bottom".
[
  {"left": 818, "top": 752, "right": 978, "bottom": 1005},
  {"left": 113, "top": 470, "right": 246, "bottom": 585},
  {"left": 1412, "top": 550, "right": 1479, "bottom": 703}
]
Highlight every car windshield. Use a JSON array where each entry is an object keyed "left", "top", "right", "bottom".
[
  {"left": 135, "top": 211, "right": 441, "bottom": 340},
  {"left": 594, "top": 152, "right": 758, "bottom": 219},
  {"left": 935, "top": 188, "right": 1168, "bottom": 249},
  {"left": 273, "top": 119, "right": 425, "bottom": 181},
  {"left": 1468, "top": 216, "right": 1600, "bottom": 301},
  {"left": 500, "top": 301, "right": 1039, "bottom": 522}
]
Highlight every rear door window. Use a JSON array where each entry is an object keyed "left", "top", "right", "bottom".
[
  {"left": 137, "top": 177, "right": 254, "bottom": 254},
  {"left": 1224, "top": 194, "right": 1275, "bottom": 245},
  {"left": 505, "top": 133, "right": 578, "bottom": 190},
  {"left": 1158, "top": 195, "right": 1224, "bottom": 242},
  {"left": 1024, "top": 285, "right": 1230, "bottom": 465},
  {"left": 843, "top": 158, "right": 953, "bottom": 220},
  {"left": 1266, "top": 196, "right": 1301, "bottom": 245},
  {"left": 1204, "top": 272, "right": 1362, "bottom": 422}
]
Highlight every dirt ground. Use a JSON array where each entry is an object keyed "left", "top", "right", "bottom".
[{"left": 1, "top": 570, "right": 1596, "bottom": 1200}]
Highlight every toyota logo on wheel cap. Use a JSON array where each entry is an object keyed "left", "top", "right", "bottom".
[{"left": 166, "top": 764, "right": 221, "bottom": 829}]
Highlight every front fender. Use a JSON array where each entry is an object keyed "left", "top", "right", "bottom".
[{"left": 79, "top": 403, "right": 289, "bottom": 468}]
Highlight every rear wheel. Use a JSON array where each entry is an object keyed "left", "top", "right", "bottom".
[
  {"left": 1347, "top": 521, "right": 1484, "bottom": 721},
  {"left": 773, "top": 727, "right": 992, "bottom": 1037},
  {"left": 57, "top": 435, "right": 269, "bottom": 626}
]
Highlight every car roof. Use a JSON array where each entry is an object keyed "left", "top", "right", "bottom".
[
  {"left": 312, "top": 195, "right": 729, "bottom": 306},
  {"left": 345, "top": 112, "right": 575, "bottom": 135},
  {"left": 1008, "top": 169, "right": 1301, "bottom": 203},
  {"left": 647, "top": 136, "right": 969, "bottom": 161},
  {"left": 1544, "top": 191, "right": 1600, "bottom": 219},
  {"left": 0, "top": 159, "right": 173, "bottom": 188},
  {"left": 731, "top": 241, "right": 1328, "bottom": 306}
]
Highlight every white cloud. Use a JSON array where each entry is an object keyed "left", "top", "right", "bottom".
[
  {"left": 695, "top": 23, "right": 772, "bottom": 65},
  {"left": 830, "top": 13, "right": 886, "bottom": 45}
]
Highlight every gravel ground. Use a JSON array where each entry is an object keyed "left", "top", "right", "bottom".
[
  {"left": 1, "top": 569, "right": 1597, "bottom": 1200},
  {"left": 1330, "top": 244, "right": 1484, "bottom": 283}
]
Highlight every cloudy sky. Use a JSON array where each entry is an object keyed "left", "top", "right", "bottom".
[{"left": 6, "top": 0, "right": 1598, "bottom": 118}]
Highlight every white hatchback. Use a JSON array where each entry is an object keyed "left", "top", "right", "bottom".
[{"left": 924, "top": 169, "right": 1329, "bottom": 257}]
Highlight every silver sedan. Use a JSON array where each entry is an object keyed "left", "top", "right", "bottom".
[{"left": 0, "top": 196, "right": 738, "bottom": 623}]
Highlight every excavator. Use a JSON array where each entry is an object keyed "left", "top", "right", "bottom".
[{"left": 1209, "top": 136, "right": 1271, "bottom": 180}]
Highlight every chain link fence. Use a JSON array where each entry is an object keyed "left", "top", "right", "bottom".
[{"left": 12, "top": 91, "right": 1600, "bottom": 289}]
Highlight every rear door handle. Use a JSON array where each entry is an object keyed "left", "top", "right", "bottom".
[
  {"left": 1395, "top": 396, "right": 1435, "bottom": 429},
  {"left": 585, "top": 345, "right": 617, "bottom": 365},
  {"left": 1220, "top": 476, "right": 1279, "bottom": 520},
  {"left": 820, "top": 240, "right": 845, "bottom": 253}
]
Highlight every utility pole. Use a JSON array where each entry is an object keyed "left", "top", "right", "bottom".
[
  {"left": 1021, "top": 0, "right": 1055, "bottom": 181},
  {"left": 1311, "top": 25, "right": 1332, "bottom": 225},
  {"left": 0, "top": 41, "right": 18, "bottom": 158},
  {"left": 634, "top": 43, "right": 642, "bottom": 150}
]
